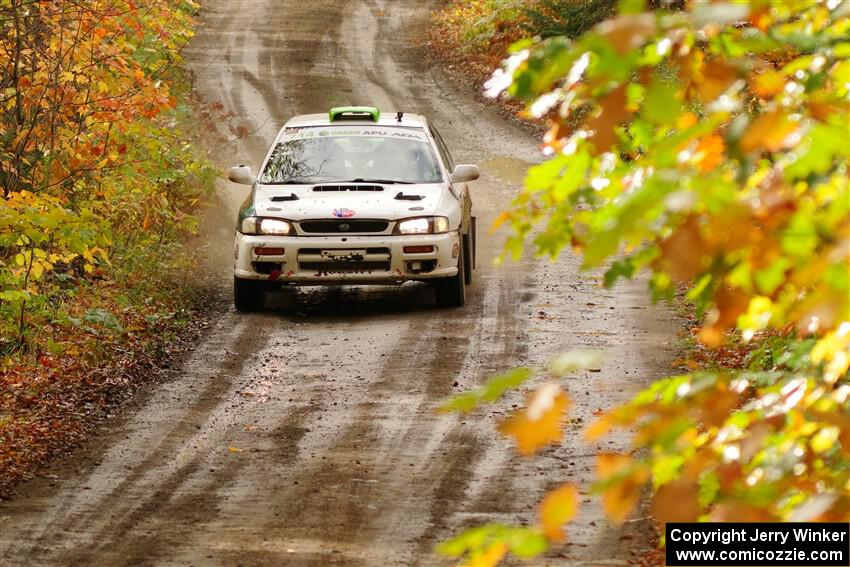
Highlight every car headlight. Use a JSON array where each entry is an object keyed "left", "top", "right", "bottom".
[
  {"left": 240, "top": 217, "right": 293, "bottom": 235},
  {"left": 394, "top": 216, "right": 450, "bottom": 235}
]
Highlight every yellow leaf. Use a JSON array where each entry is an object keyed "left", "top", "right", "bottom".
[
  {"left": 228, "top": 446, "right": 243, "bottom": 453},
  {"left": 539, "top": 484, "right": 579, "bottom": 542},
  {"left": 461, "top": 542, "right": 507, "bottom": 567},
  {"left": 498, "top": 383, "right": 570, "bottom": 456}
]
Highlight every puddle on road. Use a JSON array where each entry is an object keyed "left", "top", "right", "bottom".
[{"left": 479, "top": 156, "right": 536, "bottom": 186}]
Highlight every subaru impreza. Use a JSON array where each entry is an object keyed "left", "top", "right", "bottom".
[{"left": 227, "top": 106, "right": 479, "bottom": 311}]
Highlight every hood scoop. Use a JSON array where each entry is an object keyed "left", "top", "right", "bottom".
[
  {"left": 312, "top": 184, "right": 384, "bottom": 192},
  {"left": 270, "top": 193, "right": 299, "bottom": 202}
]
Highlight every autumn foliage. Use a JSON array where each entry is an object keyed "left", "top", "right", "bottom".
[
  {"left": 441, "top": 0, "right": 849, "bottom": 564},
  {"left": 0, "top": 1, "right": 213, "bottom": 493},
  {"left": 1, "top": 0, "right": 210, "bottom": 346}
]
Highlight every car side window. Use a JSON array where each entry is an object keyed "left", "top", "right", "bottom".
[{"left": 429, "top": 125, "right": 455, "bottom": 172}]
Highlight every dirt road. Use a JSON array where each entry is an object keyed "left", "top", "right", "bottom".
[{"left": 0, "top": 1, "right": 679, "bottom": 565}]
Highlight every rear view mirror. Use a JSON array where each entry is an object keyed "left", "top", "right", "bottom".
[
  {"left": 451, "top": 164, "right": 479, "bottom": 183},
  {"left": 228, "top": 164, "right": 255, "bottom": 185}
]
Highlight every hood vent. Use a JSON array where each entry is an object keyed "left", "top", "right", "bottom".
[
  {"left": 394, "top": 192, "right": 424, "bottom": 201},
  {"left": 270, "top": 193, "right": 299, "bottom": 202},
  {"left": 312, "top": 185, "right": 384, "bottom": 192}
]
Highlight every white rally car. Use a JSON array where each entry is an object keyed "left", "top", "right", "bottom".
[{"left": 227, "top": 106, "right": 479, "bottom": 311}]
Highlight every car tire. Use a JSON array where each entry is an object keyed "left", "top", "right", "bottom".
[
  {"left": 435, "top": 241, "right": 466, "bottom": 307},
  {"left": 234, "top": 277, "right": 265, "bottom": 312}
]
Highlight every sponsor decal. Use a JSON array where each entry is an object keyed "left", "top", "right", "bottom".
[
  {"left": 286, "top": 127, "right": 427, "bottom": 141},
  {"left": 333, "top": 208, "right": 355, "bottom": 218}
]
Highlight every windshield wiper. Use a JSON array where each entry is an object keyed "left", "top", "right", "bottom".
[{"left": 346, "top": 178, "right": 414, "bottom": 185}]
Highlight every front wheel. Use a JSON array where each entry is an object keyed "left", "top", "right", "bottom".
[
  {"left": 234, "top": 277, "right": 266, "bottom": 312},
  {"left": 434, "top": 242, "right": 466, "bottom": 307}
]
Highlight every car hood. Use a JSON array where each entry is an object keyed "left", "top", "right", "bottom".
[{"left": 251, "top": 182, "right": 447, "bottom": 220}]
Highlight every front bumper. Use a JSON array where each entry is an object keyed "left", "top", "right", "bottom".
[{"left": 234, "top": 232, "right": 460, "bottom": 284}]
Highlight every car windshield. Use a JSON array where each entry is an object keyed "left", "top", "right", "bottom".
[{"left": 259, "top": 129, "right": 443, "bottom": 185}]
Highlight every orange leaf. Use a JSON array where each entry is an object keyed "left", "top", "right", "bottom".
[
  {"left": 747, "top": 5, "right": 772, "bottom": 31},
  {"left": 593, "top": 14, "right": 656, "bottom": 55},
  {"left": 710, "top": 502, "right": 776, "bottom": 522},
  {"left": 658, "top": 217, "right": 709, "bottom": 281},
  {"left": 596, "top": 454, "right": 649, "bottom": 523},
  {"left": 650, "top": 479, "right": 700, "bottom": 525},
  {"left": 583, "top": 84, "right": 630, "bottom": 155},
  {"left": 699, "top": 58, "right": 740, "bottom": 101},
  {"left": 498, "top": 383, "right": 570, "bottom": 456},
  {"left": 750, "top": 70, "right": 785, "bottom": 98},
  {"left": 597, "top": 453, "right": 633, "bottom": 478},
  {"left": 539, "top": 484, "right": 579, "bottom": 542},
  {"left": 694, "top": 134, "right": 725, "bottom": 173},
  {"left": 698, "top": 387, "right": 739, "bottom": 428},
  {"left": 698, "top": 286, "right": 750, "bottom": 347},
  {"left": 676, "top": 111, "right": 698, "bottom": 130},
  {"left": 491, "top": 211, "right": 510, "bottom": 232},
  {"left": 584, "top": 415, "right": 612, "bottom": 441},
  {"left": 740, "top": 111, "right": 801, "bottom": 153}
]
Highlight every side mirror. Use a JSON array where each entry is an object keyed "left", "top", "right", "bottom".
[
  {"left": 451, "top": 164, "right": 479, "bottom": 183},
  {"left": 228, "top": 164, "right": 255, "bottom": 185}
]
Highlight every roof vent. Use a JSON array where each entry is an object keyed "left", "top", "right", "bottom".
[{"left": 329, "top": 106, "right": 381, "bottom": 123}]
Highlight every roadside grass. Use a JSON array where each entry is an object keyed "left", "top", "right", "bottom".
[
  {"left": 428, "top": 0, "right": 616, "bottom": 94},
  {"left": 429, "top": 1, "right": 531, "bottom": 105}
]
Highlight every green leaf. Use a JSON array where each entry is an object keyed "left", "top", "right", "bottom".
[
  {"left": 754, "top": 258, "right": 792, "bottom": 295},
  {"left": 643, "top": 76, "right": 681, "bottom": 125},
  {"left": 82, "top": 308, "right": 124, "bottom": 332},
  {"left": 440, "top": 368, "right": 533, "bottom": 413},
  {"left": 552, "top": 150, "right": 590, "bottom": 201},
  {"left": 780, "top": 213, "right": 819, "bottom": 258},
  {"left": 785, "top": 123, "right": 849, "bottom": 179},
  {"left": 436, "top": 524, "right": 548, "bottom": 560}
]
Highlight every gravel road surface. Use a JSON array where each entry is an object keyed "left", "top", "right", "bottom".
[{"left": 0, "top": 1, "right": 679, "bottom": 565}]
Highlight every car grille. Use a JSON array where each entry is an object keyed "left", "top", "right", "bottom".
[
  {"left": 298, "top": 247, "right": 391, "bottom": 274},
  {"left": 299, "top": 219, "right": 389, "bottom": 233}
]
